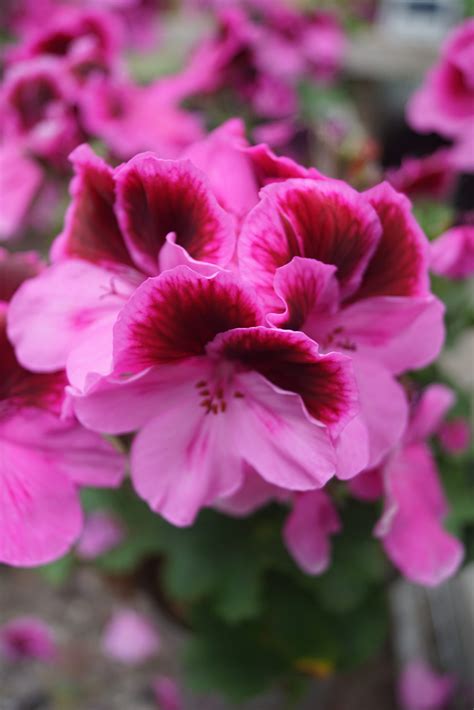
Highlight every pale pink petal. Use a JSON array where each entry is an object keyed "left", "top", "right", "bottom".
[
  {"left": 216, "top": 464, "right": 287, "bottom": 516},
  {"left": 102, "top": 608, "right": 160, "bottom": 665},
  {"left": 283, "top": 490, "right": 341, "bottom": 575},
  {"left": 354, "top": 358, "right": 409, "bottom": 467},
  {"left": 333, "top": 414, "right": 370, "bottom": 481},
  {"left": 408, "top": 384, "right": 455, "bottom": 444},
  {"left": 7, "top": 259, "right": 133, "bottom": 372},
  {"left": 0, "top": 413, "right": 83, "bottom": 567},
  {"left": 376, "top": 443, "right": 464, "bottom": 586}
]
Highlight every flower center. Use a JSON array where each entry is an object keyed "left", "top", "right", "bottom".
[{"left": 195, "top": 379, "right": 244, "bottom": 415}]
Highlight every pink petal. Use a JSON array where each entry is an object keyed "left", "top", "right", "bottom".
[
  {"left": 216, "top": 464, "right": 288, "bottom": 516},
  {"left": 335, "top": 295, "right": 445, "bottom": 375},
  {"left": 115, "top": 155, "right": 235, "bottom": 276},
  {"left": 209, "top": 326, "right": 359, "bottom": 436},
  {"left": 0, "top": 144, "right": 42, "bottom": 240},
  {"left": 7, "top": 259, "right": 133, "bottom": 372},
  {"left": 130, "top": 369, "right": 244, "bottom": 526},
  {"left": 408, "top": 384, "right": 455, "bottom": 444},
  {"left": 283, "top": 490, "right": 341, "bottom": 575},
  {"left": 333, "top": 414, "right": 370, "bottom": 481},
  {"left": 52, "top": 144, "right": 133, "bottom": 268},
  {"left": 431, "top": 226, "right": 474, "bottom": 280},
  {"left": 229, "top": 370, "right": 338, "bottom": 490},
  {"left": 376, "top": 443, "right": 464, "bottom": 586},
  {"left": 0, "top": 412, "right": 83, "bottom": 566},
  {"left": 238, "top": 178, "right": 381, "bottom": 310},
  {"left": 269, "top": 256, "right": 339, "bottom": 330},
  {"left": 354, "top": 357, "right": 409, "bottom": 467},
  {"left": 102, "top": 608, "right": 160, "bottom": 664},
  {"left": 353, "top": 182, "right": 429, "bottom": 300},
  {"left": 112, "top": 267, "right": 262, "bottom": 374},
  {"left": 0, "top": 617, "right": 56, "bottom": 662},
  {"left": 183, "top": 118, "right": 259, "bottom": 219}
]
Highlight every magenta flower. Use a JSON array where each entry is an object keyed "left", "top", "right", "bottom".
[
  {"left": 0, "top": 250, "right": 125, "bottom": 567},
  {"left": 0, "top": 616, "right": 57, "bottom": 662},
  {"left": 283, "top": 490, "right": 341, "bottom": 575},
  {"left": 8, "top": 144, "right": 235, "bottom": 389},
  {"left": 76, "top": 510, "right": 125, "bottom": 559},
  {"left": 72, "top": 266, "right": 359, "bottom": 525},
  {"left": 102, "top": 608, "right": 161, "bottom": 664},
  {"left": 0, "top": 144, "right": 42, "bottom": 240},
  {"left": 385, "top": 149, "right": 456, "bottom": 201},
  {"left": 239, "top": 179, "right": 444, "bottom": 469},
  {"left": 407, "top": 19, "right": 474, "bottom": 169},
  {"left": 152, "top": 675, "right": 183, "bottom": 710},
  {"left": 398, "top": 660, "right": 455, "bottom": 710},
  {"left": 431, "top": 225, "right": 474, "bottom": 280},
  {"left": 375, "top": 384, "right": 464, "bottom": 586}
]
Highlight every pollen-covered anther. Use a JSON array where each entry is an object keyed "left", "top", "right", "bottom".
[{"left": 196, "top": 381, "right": 229, "bottom": 415}]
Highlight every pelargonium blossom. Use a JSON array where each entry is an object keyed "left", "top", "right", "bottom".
[
  {"left": 0, "top": 249, "right": 125, "bottom": 567},
  {"left": 8, "top": 143, "right": 236, "bottom": 388},
  {"left": 72, "top": 266, "right": 361, "bottom": 525},
  {"left": 102, "top": 608, "right": 161, "bottom": 664},
  {"left": 239, "top": 178, "right": 444, "bottom": 467},
  {"left": 407, "top": 19, "right": 474, "bottom": 171},
  {"left": 372, "top": 384, "right": 464, "bottom": 586}
]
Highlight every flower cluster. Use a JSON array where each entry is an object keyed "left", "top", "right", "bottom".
[
  {"left": 0, "top": 5, "right": 202, "bottom": 240},
  {"left": 180, "top": 2, "right": 346, "bottom": 142},
  {"left": 3, "top": 119, "right": 464, "bottom": 587}
]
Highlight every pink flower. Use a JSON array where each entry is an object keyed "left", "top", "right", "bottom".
[
  {"left": 78, "top": 76, "right": 204, "bottom": 160},
  {"left": 438, "top": 418, "right": 470, "bottom": 454},
  {"left": 375, "top": 384, "right": 464, "bottom": 586},
  {"left": 239, "top": 179, "right": 444, "bottom": 469},
  {"left": 1, "top": 58, "right": 82, "bottom": 165},
  {"left": 385, "top": 150, "right": 456, "bottom": 201},
  {"left": 76, "top": 510, "right": 125, "bottom": 559},
  {"left": 0, "top": 617, "right": 56, "bottom": 662},
  {"left": 102, "top": 608, "right": 161, "bottom": 664},
  {"left": 0, "top": 250, "right": 125, "bottom": 567},
  {"left": 8, "top": 7, "right": 123, "bottom": 79},
  {"left": 283, "top": 490, "right": 341, "bottom": 575},
  {"left": 398, "top": 660, "right": 455, "bottom": 710},
  {"left": 407, "top": 19, "right": 474, "bottom": 169},
  {"left": 72, "top": 266, "right": 360, "bottom": 526},
  {"left": 431, "top": 225, "right": 474, "bottom": 280},
  {"left": 8, "top": 144, "right": 236, "bottom": 389},
  {"left": 152, "top": 676, "right": 183, "bottom": 710}
]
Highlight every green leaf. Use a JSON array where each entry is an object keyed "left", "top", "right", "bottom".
[{"left": 39, "top": 553, "right": 74, "bottom": 585}]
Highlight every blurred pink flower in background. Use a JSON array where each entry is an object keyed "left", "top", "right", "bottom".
[
  {"left": 385, "top": 150, "right": 456, "bottom": 201},
  {"left": 398, "top": 659, "right": 455, "bottom": 710},
  {"left": 0, "top": 617, "right": 57, "bottom": 662},
  {"left": 152, "top": 675, "right": 183, "bottom": 710},
  {"left": 76, "top": 510, "right": 125, "bottom": 559},
  {"left": 431, "top": 225, "right": 474, "bottom": 280},
  {"left": 102, "top": 608, "right": 161, "bottom": 664},
  {"left": 408, "top": 19, "right": 474, "bottom": 171}
]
